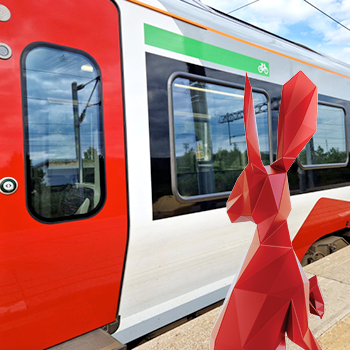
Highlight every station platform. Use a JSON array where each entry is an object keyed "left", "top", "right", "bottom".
[{"left": 134, "top": 245, "right": 350, "bottom": 350}]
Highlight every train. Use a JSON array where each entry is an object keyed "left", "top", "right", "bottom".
[{"left": 1, "top": 0, "right": 350, "bottom": 348}]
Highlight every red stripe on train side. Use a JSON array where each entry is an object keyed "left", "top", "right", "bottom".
[{"left": 292, "top": 198, "right": 350, "bottom": 261}]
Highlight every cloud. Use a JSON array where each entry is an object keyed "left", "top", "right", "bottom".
[{"left": 201, "top": 0, "right": 350, "bottom": 63}]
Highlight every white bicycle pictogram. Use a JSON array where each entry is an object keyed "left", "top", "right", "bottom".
[{"left": 258, "top": 62, "right": 269, "bottom": 75}]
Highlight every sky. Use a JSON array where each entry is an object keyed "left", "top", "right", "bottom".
[{"left": 200, "top": 0, "right": 350, "bottom": 65}]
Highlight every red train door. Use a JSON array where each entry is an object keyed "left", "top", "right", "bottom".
[{"left": 0, "top": 1, "right": 128, "bottom": 349}]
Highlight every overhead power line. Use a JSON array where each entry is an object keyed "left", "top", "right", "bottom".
[
  {"left": 303, "top": 0, "right": 350, "bottom": 33},
  {"left": 227, "top": 0, "right": 350, "bottom": 34},
  {"left": 228, "top": 0, "right": 260, "bottom": 14}
]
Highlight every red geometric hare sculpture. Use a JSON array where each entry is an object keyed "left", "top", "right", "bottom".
[{"left": 210, "top": 72, "right": 324, "bottom": 350}]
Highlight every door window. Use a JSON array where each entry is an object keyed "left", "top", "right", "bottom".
[{"left": 22, "top": 44, "right": 105, "bottom": 221}]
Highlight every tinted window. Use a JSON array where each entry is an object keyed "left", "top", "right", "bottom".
[
  {"left": 171, "top": 76, "right": 269, "bottom": 200},
  {"left": 22, "top": 45, "right": 105, "bottom": 221},
  {"left": 299, "top": 104, "right": 347, "bottom": 167}
]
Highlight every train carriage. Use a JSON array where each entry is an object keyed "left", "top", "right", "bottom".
[{"left": 1, "top": 0, "right": 350, "bottom": 348}]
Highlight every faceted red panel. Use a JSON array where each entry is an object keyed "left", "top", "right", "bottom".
[
  {"left": 211, "top": 72, "right": 324, "bottom": 350},
  {"left": 309, "top": 275, "right": 325, "bottom": 318}
]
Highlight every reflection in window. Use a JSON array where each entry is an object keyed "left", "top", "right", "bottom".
[
  {"left": 299, "top": 104, "right": 347, "bottom": 167},
  {"left": 171, "top": 77, "right": 269, "bottom": 199},
  {"left": 23, "top": 46, "right": 104, "bottom": 221}
]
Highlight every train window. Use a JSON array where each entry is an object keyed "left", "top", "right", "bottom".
[
  {"left": 169, "top": 74, "right": 270, "bottom": 202},
  {"left": 299, "top": 103, "right": 348, "bottom": 168},
  {"left": 22, "top": 45, "right": 105, "bottom": 222}
]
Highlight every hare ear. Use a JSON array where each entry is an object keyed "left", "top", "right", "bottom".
[
  {"left": 243, "top": 74, "right": 266, "bottom": 173},
  {"left": 271, "top": 71, "right": 318, "bottom": 172}
]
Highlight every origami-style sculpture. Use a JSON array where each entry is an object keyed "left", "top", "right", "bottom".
[{"left": 210, "top": 72, "right": 324, "bottom": 350}]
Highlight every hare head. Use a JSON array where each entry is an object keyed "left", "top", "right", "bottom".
[{"left": 227, "top": 72, "right": 317, "bottom": 225}]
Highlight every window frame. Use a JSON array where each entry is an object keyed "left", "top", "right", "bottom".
[
  {"left": 168, "top": 72, "right": 272, "bottom": 203},
  {"left": 21, "top": 42, "right": 107, "bottom": 223},
  {"left": 298, "top": 101, "right": 349, "bottom": 170}
]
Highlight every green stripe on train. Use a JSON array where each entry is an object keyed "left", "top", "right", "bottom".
[{"left": 144, "top": 23, "right": 270, "bottom": 77}]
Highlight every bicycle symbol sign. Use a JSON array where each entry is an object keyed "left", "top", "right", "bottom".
[{"left": 258, "top": 62, "right": 269, "bottom": 75}]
